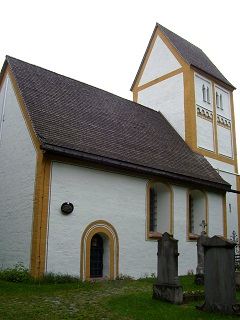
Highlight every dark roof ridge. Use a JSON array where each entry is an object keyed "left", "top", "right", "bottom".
[
  {"left": 156, "top": 23, "right": 235, "bottom": 89},
  {"left": 156, "top": 23, "right": 204, "bottom": 63},
  {"left": 5, "top": 55, "right": 181, "bottom": 121},
  {"left": 6, "top": 55, "right": 133, "bottom": 102}
]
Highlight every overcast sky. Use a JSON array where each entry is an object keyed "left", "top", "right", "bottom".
[{"left": 1, "top": 0, "right": 239, "bottom": 165}]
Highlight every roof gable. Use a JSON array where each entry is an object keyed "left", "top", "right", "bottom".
[
  {"left": 131, "top": 23, "right": 235, "bottom": 91},
  {"left": 2, "top": 56, "right": 230, "bottom": 191},
  {"left": 138, "top": 35, "right": 182, "bottom": 87}
]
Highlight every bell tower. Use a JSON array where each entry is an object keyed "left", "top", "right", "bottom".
[{"left": 131, "top": 23, "right": 239, "bottom": 238}]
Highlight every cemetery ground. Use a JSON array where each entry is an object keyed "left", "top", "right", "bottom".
[{"left": 1, "top": 275, "right": 240, "bottom": 319}]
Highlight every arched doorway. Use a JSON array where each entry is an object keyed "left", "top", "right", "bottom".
[
  {"left": 90, "top": 234, "right": 103, "bottom": 278},
  {"left": 80, "top": 220, "right": 119, "bottom": 281}
]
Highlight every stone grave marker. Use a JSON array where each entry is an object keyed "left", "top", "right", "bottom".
[
  {"left": 195, "top": 220, "right": 209, "bottom": 284},
  {"left": 199, "top": 235, "right": 239, "bottom": 314},
  {"left": 153, "top": 232, "right": 183, "bottom": 304}
]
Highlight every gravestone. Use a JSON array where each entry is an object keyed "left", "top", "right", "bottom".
[
  {"left": 200, "top": 235, "right": 238, "bottom": 314},
  {"left": 153, "top": 232, "right": 183, "bottom": 304},
  {"left": 195, "top": 220, "right": 209, "bottom": 284}
]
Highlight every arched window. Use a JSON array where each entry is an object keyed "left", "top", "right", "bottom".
[
  {"left": 147, "top": 181, "right": 173, "bottom": 239},
  {"left": 207, "top": 86, "right": 210, "bottom": 103},
  {"left": 202, "top": 84, "right": 206, "bottom": 102},
  {"left": 216, "top": 92, "right": 219, "bottom": 108},
  {"left": 188, "top": 190, "right": 208, "bottom": 240},
  {"left": 220, "top": 94, "right": 223, "bottom": 110},
  {"left": 150, "top": 188, "right": 157, "bottom": 232}
]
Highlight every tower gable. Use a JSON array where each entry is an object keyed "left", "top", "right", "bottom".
[{"left": 138, "top": 35, "right": 182, "bottom": 87}]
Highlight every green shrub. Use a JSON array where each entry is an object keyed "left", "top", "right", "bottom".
[
  {"left": 39, "top": 272, "right": 80, "bottom": 284},
  {"left": 0, "top": 262, "right": 34, "bottom": 283}
]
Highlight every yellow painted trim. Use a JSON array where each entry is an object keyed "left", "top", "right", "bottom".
[
  {"left": 229, "top": 91, "right": 238, "bottom": 169},
  {"left": 136, "top": 68, "right": 183, "bottom": 93},
  {"left": 7, "top": 67, "right": 50, "bottom": 278},
  {"left": 191, "top": 66, "right": 235, "bottom": 92},
  {"left": 80, "top": 220, "right": 119, "bottom": 281},
  {"left": 133, "top": 90, "right": 138, "bottom": 103},
  {"left": 186, "top": 189, "right": 208, "bottom": 241},
  {"left": 0, "top": 67, "right": 8, "bottom": 92},
  {"left": 212, "top": 82, "right": 219, "bottom": 156},
  {"left": 192, "top": 70, "right": 238, "bottom": 166},
  {"left": 156, "top": 28, "right": 188, "bottom": 67},
  {"left": 7, "top": 67, "right": 41, "bottom": 151},
  {"left": 191, "top": 147, "right": 235, "bottom": 165},
  {"left": 146, "top": 180, "right": 173, "bottom": 240},
  {"left": 30, "top": 156, "right": 51, "bottom": 278},
  {"left": 132, "top": 27, "right": 188, "bottom": 96},
  {"left": 222, "top": 194, "right": 227, "bottom": 237},
  {"left": 184, "top": 67, "right": 197, "bottom": 148}
]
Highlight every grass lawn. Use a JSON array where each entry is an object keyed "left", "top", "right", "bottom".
[{"left": 0, "top": 275, "right": 239, "bottom": 319}]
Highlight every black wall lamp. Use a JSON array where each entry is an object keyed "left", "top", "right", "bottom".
[{"left": 61, "top": 202, "right": 74, "bottom": 214}]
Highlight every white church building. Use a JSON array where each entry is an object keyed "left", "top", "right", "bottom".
[{"left": 0, "top": 23, "right": 239, "bottom": 280}]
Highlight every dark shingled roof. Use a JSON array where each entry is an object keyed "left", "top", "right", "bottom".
[
  {"left": 2, "top": 56, "right": 230, "bottom": 191},
  {"left": 131, "top": 23, "right": 235, "bottom": 91}
]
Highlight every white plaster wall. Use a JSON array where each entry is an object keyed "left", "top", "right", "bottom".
[
  {"left": 194, "top": 74, "right": 213, "bottom": 109},
  {"left": 139, "top": 36, "right": 181, "bottom": 86},
  {"left": 172, "top": 185, "right": 224, "bottom": 275},
  {"left": 217, "top": 125, "right": 233, "bottom": 158},
  {"left": 205, "top": 158, "right": 238, "bottom": 238},
  {"left": 0, "top": 75, "right": 37, "bottom": 269},
  {"left": 155, "top": 183, "right": 170, "bottom": 233},
  {"left": 0, "top": 77, "right": 7, "bottom": 139},
  {"left": 191, "top": 191, "right": 205, "bottom": 234},
  {"left": 138, "top": 73, "right": 185, "bottom": 139},
  {"left": 47, "top": 162, "right": 158, "bottom": 278},
  {"left": 197, "top": 117, "right": 214, "bottom": 151},
  {"left": 47, "top": 163, "right": 227, "bottom": 278},
  {"left": 172, "top": 185, "right": 196, "bottom": 275},
  {"left": 207, "top": 192, "right": 225, "bottom": 236},
  {"left": 215, "top": 85, "right": 231, "bottom": 119}
]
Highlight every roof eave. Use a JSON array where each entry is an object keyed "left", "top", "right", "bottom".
[
  {"left": 130, "top": 24, "right": 158, "bottom": 91},
  {"left": 41, "top": 143, "right": 231, "bottom": 193},
  {"left": 0, "top": 58, "right": 8, "bottom": 85},
  {"left": 191, "top": 65, "right": 236, "bottom": 91}
]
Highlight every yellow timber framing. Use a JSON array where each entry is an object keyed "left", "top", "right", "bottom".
[
  {"left": 131, "top": 27, "right": 197, "bottom": 151},
  {"left": 131, "top": 26, "right": 240, "bottom": 240},
  {"left": 6, "top": 67, "right": 51, "bottom": 279},
  {"left": 184, "top": 67, "right": 197, "bottom": 149},
  {"left": 131, "top": 27, "right": 238, "bottom": 166},
  {"left": 131, "top": 27, "right": 187, "bottom": 98}
]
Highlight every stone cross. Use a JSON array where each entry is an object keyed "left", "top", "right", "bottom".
[
  {"left": 195, "top": 233, "right": 209, "bottom": 279},
  {"left": 199, "top": 220, "right": 207, "bottom": 235}
]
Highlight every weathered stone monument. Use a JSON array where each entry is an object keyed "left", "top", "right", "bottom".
[
  {"left": 153, "top": 232, "right": 183, "bottom": 304},
  {"left": 195, "top": 220, "right": 209, "bottom": 284},
  {"left": 200, "top": 235, "right": 237, "bottom": 314}
]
